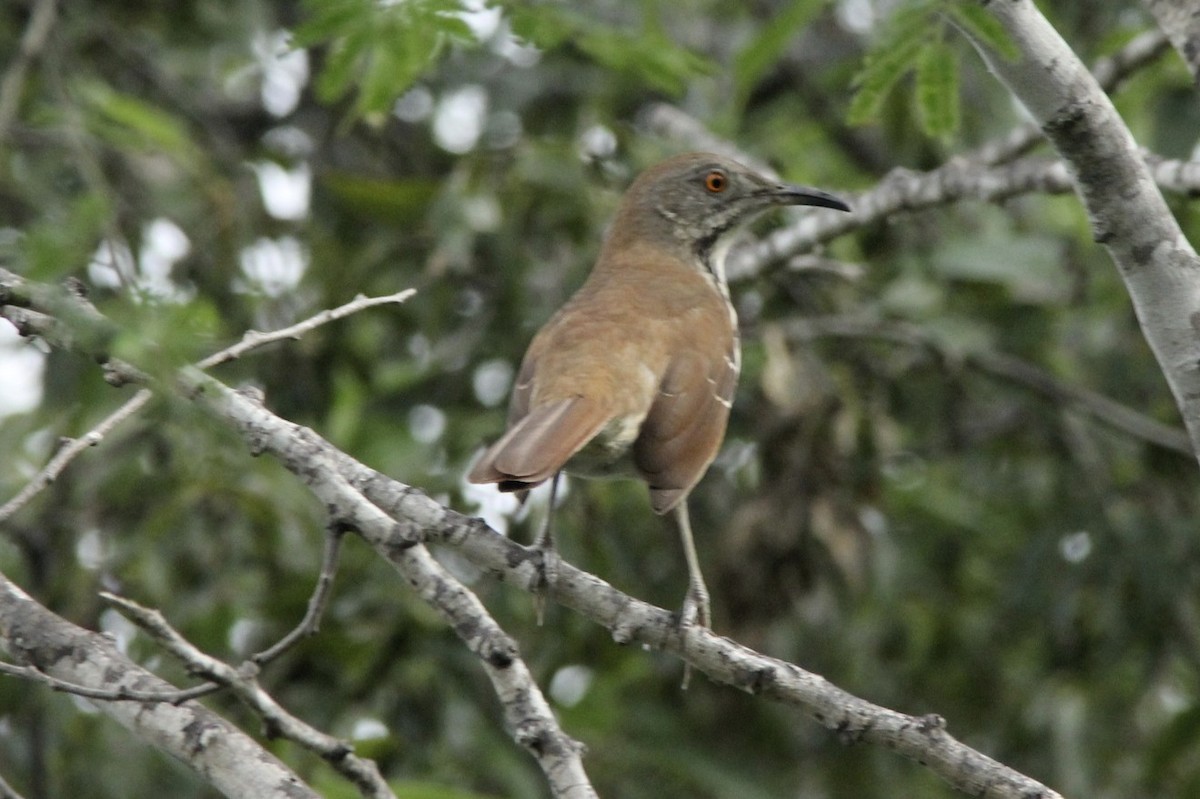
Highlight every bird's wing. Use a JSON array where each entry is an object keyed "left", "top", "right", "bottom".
[
  {"left": 634, "top": 338, "right": 738, "bottom": 515},
  {"left": 467, "top": 395, "right": 611, "bottom": 490}
]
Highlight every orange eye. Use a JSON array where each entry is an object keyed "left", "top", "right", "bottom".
[{"left": 704, "top": 170, "right": 727, "bottom": 193}]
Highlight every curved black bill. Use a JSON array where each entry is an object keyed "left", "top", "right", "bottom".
[{"left": 775, "top": 185, "right": 852, "bottom": 213}]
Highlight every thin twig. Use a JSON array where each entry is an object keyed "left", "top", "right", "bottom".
[
  {"left": 334, "top": 457, "right": 1065, "bottom": 799},
  {"left": 727, "top": 152, "right": 1200, "bottom": 282},
  {"left": 786, "top": 315, "right": 1193, "bottom": 456},
  {"left": 0, "top": 0, "right": 59, "bottom": 145},
  {"left": 0, "top": 660, "right": 217, "bottom": 704},
  {"left": 0, "top": 768, "right": 29, "bottom": 799},
  {"left": 196, "top": 290, "right": 416, "bottom": 370},
  {"left": 252, "top": 524, "right": 346, "bottom": 665},
  {"left": 0, "top": 280, "right": 416, "bottom": 524},
  {"left": 188, "top": 372, "right": 598, "bottom": 799},
  {"left": 101, "top": 592, "right": 396, "bottom": 799},
  {"left": 0, "top": 389, "right": 153, "bottom": 524}
]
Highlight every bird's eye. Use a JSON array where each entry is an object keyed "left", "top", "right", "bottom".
[{"left": 704, "top": 170, "right": 727, "bottom": 193}]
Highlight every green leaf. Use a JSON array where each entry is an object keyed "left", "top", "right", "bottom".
[
  {"left": 915, "top": 40, "right": 959, "bottom": 139},
  {"left": 947, "top": 3, "right": 1019, "bottom": 61},
  {"left": 733, "top": 0, "right": 827, "bottom": 103},
  {"left": 506, "top": 5, "right": 713, "bottom": 97},
  {"left": 76, "top": 82, "right": 195, "bottom": 158},
  {"left": 322, "top": 173, "right": 440, "bottom": 220},
  {"left": 297, "top": 0, "right": 479, "bottom": 118},
  {"left": 846, "top": 1, "right": 936, "bottom": 125}
]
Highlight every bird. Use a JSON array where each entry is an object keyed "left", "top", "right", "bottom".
[{"left": 469, "top": 151, "right": 850, "bottom": 630}]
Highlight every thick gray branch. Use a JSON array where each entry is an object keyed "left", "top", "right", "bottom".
[
  {"left": 182, "top": 372, "right": 597, "bottom": 799},
  {"left": 964, "top": 0, "right": 1200, "bottom": 463},
  {"left": 2, "top": 271, "right": 1062, "bottom": 798},
  {"left": 342, "top": 463, "right": 1062, "bottom": 799},
  {"left": 0, "top": 573, "right": 316, "bottom": 799},
  {"left": 727, "top": 153, "right": 1200, "bottom": 282},
  {"left": 1142, "top": 0, "right": 1200, "bottom": 84}
]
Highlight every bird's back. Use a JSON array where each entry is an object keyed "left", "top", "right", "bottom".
[{"left": 468, "top": 245, "right": 738, "bottom": 511}]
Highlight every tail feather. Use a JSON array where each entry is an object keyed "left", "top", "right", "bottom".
[{"left": 468, "top": 397, "right": 609, "bottom": 491}]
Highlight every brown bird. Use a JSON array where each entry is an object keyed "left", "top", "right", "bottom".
[{"left": 469, "top": 152, "right": 850, "bottom": 628}]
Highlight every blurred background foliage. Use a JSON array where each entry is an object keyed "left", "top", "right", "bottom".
[{"left": 0, "top": 0, "right": 1198, "bottom": 797}]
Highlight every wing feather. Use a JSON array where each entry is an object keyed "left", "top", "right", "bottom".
[
  {"left": 634, "top": 334, "right": 739, "bottom": 514},
  {"left": 468, "top": 396, "right": 611, "bottom": 491}
]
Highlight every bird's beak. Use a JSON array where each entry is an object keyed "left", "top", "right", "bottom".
[{"left": 772, "top": 184, "right": 852, "bottom": 213}]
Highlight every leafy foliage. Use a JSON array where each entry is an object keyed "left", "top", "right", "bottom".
[
  {"left": 848, "top": 0, "right": 1015, "bottom": 140},
  {"left": 0, "top": 0, "right": 1197, "bottom": 798},
  {"left": 296, "top": 0, "right": 477, "bottom": 118},
  {"left": 505, "top": 2, "right": 716, "bottom": 96}
]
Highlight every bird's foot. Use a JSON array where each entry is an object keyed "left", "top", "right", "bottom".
[
  {"left": 532, "top": 539, "right": 559, "bottom": 626},
  {"left": 679, "top": 581, "right": 711, "bottom": 631},
  {"left": 677, "top": 581, "right": 711, "bottom": 690}
]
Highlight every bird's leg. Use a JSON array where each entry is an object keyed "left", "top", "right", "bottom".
[
  {"left": 531, "top": 470, "right": 562, "bottom": 625},
  {"left": 673, "top": 502, "right": 711, "bottom": 629},
  {"left": 673, "top": 501, "right": 710, "bottom": 689}
]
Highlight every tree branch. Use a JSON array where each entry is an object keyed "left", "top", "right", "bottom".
[
  {"left": 0, "top": 0, "right": 58, "bottom": 146},
  {"left": 0, "top": 769, "right": 28, "bottom": 799},
  {"left": 963, "top": 0, "right": 1200, "bottom": 463},
  {"left": 0, "top": 388, "right": 152, "bottom": 524},
  {"left": 338, "top": 459, "right": 1063, "bottom": 799},
  {"left": 0, "top": 572, "right": 318, "bottom": 799},
  {"left": 100, "top": 591, "right": 395, "bottom": 799},
  {"left": 196, "top": 290, "right": 416, "bottom": 370},
  {"left": 182, "top": 371, "right": 598, "bottom": 799},
  {"left": 726, "top": 152, "right": 1200, "bottom": 282},
  {"left": 786, "top": 315, "right": 1193, "bottom": 456},
  {"left": 0, "top": 272, "right": 415, "bottom": 522},
  {"left": 1141, "top": 0, "right": 1200, "bottom": 84},
  {"left": 250, "top": 522, "right": 346, "bottom": 666}
]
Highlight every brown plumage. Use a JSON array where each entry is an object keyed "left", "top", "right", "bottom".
[{"left": 469, "top": 152, "right": 850, "bottom": 628}]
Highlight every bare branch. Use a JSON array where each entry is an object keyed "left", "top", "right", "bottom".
[
  {"left": 184, "top": 371, "right": 598, "bottom": 799},
  {"left": 100, "top": 591, "right": 395, "bottom": 799},
  {"left": 1141, "top": 0, "right": 1200, "bottom": 84},
  {"left": 727, "top": 153, "right": 1200, "bottom": 282},
  {"left": 0, "top": 573, "right": 317, "bottom": 799},
  {"left": 963, "top": 0, "right": 1200, "bottom": 462},
  {"left": 196, "top": 289, "right": 416, "bottom": 370},
  {"left": 786, "top": 315, "right": 1193, "bottom": 456},
  {"left": 0, "top": 769, "right": 29, "bottom": 799},
  {"left": 0, "top": 0, "right": 58, "bottom": 145},
  {"left": 0, "top": 274, "right": 416, "bottom": 523},
  {"left": 336, "top": 461, "right": 1064, "bottom": 799},
  {"left": 0, "top": 388, "right": 153, "bottom": 525},
  {"left": 252, "top": 523, "right": 345, "bottom": 665}
]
